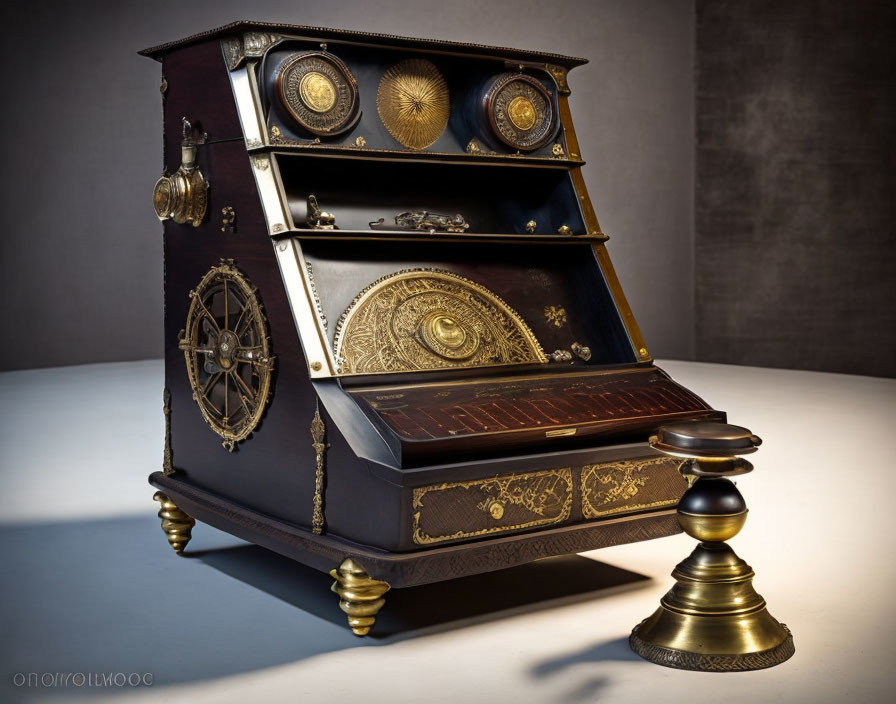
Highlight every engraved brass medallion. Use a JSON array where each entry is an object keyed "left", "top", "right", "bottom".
[
  {"left": 178, "top": 261, "right": 274, "bottom": 451},
  {"left": 412, "top": 468, "right": 573, "bottom": 545},
  {"left": 333, "top": 269, "right": 547, "bottom": 374},
  {"left": 377, "top": 59, "right": 450, "bottom": 149},
  {"left": 484, "top": 73, "right": 555, "bottom": 151},
  {"left": 276, "top": 52, "right": 360, "bottom": 136},
  {"left": 300, "top": 71, "right": 337, "bottom": 113},
  {"left": 508, "top": 96, "right": 537, "bottom": 130}
]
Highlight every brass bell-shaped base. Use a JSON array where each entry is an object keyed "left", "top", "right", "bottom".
[{"left": 630, "top": 542, "right": 794, "bottom": 671}]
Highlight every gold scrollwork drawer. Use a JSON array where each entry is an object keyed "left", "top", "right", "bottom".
[
  {"left": 412, "top": 468, "right": 573, "bottom": 545},
  {"left": 581, "top": 457, "right": 687, "bottom": 519}
]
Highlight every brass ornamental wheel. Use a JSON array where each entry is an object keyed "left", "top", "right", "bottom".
[{"left": 178, "top": 261, "right": 274, "bottom": 451}]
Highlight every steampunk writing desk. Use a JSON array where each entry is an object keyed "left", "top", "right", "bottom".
[{"left": 142, "top": 22, "right": 724, "bottom": 636}]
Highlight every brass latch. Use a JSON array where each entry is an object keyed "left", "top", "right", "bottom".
[{"left": 152, "top": 117, "right": 208, "bottom": 227}]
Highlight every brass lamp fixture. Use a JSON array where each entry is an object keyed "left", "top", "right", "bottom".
[
  {"left": 152, "top": 117, "right": 208, "bottom": 227},
  {"left": 629, "top": 422, "right": 795, "bottom": 671}
]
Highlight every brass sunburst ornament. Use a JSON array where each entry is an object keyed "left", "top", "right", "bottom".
[{"left": 377, "top": 59, "right": 450, "bottom": 150}]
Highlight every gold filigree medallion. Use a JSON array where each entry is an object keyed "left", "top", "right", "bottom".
[
  {"left": 333, "top": 269, "right": 547, "bottom": 374},
  {"left": 484, "top": 73, "right": 555, "bottom": 151},
  {"left": 178, "top": 261, "right": 274, "bottom": 451},
  {"left": 276, "top": 52, "right": 360, "bottom": 136},
  {"left": 377, "top": 58, "right": 450, "bottom": 149}
]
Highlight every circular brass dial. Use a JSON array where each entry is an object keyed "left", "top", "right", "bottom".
[
  {"left": 276, "top": 51, "right": 360, "bottom": 136},
  {"left": 178, "top": 261, "right": 274, "bottom": 451},
  {"left": 483, "top": 73, "right": 556, "bottom": 151}
]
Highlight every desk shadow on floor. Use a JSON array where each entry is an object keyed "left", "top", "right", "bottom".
[
  {"left": 198, "top": 544, "right": 651, "bottom": 638},
  {"left": 0, "top": 515, "right": 651, "bottom": 699}
]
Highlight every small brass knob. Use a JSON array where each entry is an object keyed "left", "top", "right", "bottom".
[{"left": 488, "top": 501, "right": 505, "bottom": 519}]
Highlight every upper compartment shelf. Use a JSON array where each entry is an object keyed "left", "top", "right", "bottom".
[
  {"left": 251, "top": 140, "right": 584, "bottom": 170},
  {"left": 254, "top": 38, "right": 576, "bottom": 164}
]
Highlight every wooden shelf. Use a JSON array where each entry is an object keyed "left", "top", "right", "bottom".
[
  {"left": 261, "top": 144, "right": 584, "bottom": 170},
  {"left": 279, "top": 228, "right": 606, "bottom": 244}
]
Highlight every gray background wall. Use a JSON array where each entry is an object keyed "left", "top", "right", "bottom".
[
  {"left": 0, "top": 0, "right": 696, "bottom": 371},
  {"left": 696, "top": 0, "right": 896, "bottom": 378},
  {"left": 3, "top": 1, "right": 892, "bottom": 377}
]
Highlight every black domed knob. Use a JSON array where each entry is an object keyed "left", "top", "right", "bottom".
[
  {"left": 650, "top": 422, "right": 761, "bottom": 458},
  {"left": 678, "top": 478, "right": 747, "bottom": 515}
]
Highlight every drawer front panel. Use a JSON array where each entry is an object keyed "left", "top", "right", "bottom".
[
  {"left": 581, "top": 457, "right": 686, "bottom": 519},
  {"left": 412, "top": 468, "right": 573, "bottom": 545}
]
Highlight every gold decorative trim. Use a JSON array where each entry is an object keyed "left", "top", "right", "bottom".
[
  {"left": 581, "top": 457, "right": 685, "bottom": 519},
  {"left": 412, "top": 468, "right": 572, "bottom": 545},
  {"left": 377, "top": 58, "right": 449, "bottom": 149},
  {"left": 178, "top": 260, "right": 275, "bottom": 451},
  {"left": 333, "top": 269, "right": 547, "bottom": 374},
  {"left": 162, "top": 387, "right": 173, "bottom": 476},
  {"left": 310, "top": 400, "right": 327, "bottom": 535}
]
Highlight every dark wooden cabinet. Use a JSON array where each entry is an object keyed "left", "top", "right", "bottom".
[{"left": 143, "top": 22, "right": 723, "bottom": 635}]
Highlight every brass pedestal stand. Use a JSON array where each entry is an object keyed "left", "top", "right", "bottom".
[{"left": 630, "top": 422, "right": 794, "bottom": 671}]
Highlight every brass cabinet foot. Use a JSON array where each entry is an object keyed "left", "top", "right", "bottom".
[
  {"left": 631, "top": 423, "right": 794, "bottom": 671},
  {"left": 330, "top": 558, "right": 390, "bottom": 636},
  {"left": 153, "top": 491, "right": 195, "bottom": 554}
]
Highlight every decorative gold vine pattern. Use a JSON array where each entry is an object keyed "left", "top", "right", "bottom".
[
  {"left": 412, "top": 468, "right": 572, "bottom": 545},
  {"left": 581, "top": 457, "right": 685, "bottom": 519}
]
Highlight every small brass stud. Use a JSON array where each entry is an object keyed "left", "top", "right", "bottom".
[
  {"left": 557, "top": 225, "right": 572, "bottom": 236},
  {"left": 639, "top": 347, "right": 648, "bottom": 357},
  {"left": 354, "top": 136, "right": 367, "bottom": 147},
  {"left": 270, "top": 125, "right": 281, "bottom": 138},
  {"left": 310, "top": 361, "right": 322, "bottom": 372},
  {"left": 525, "top": 220, "right": 536, "bottom": 233}
]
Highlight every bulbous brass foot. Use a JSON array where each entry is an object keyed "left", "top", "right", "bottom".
[
  {"left": 153, "top": 491, "right": 195, "bottom": 555},
  {"left": 330, "top": 558, "right": 390, "bottom": 636}
]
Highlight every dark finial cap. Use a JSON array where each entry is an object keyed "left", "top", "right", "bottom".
[{"left": 650, "top": 422, "right": 761, "bottom": 458}]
